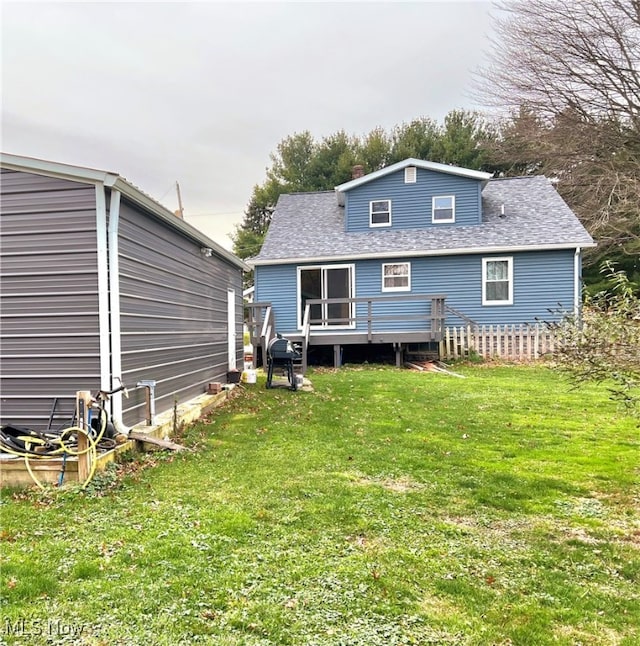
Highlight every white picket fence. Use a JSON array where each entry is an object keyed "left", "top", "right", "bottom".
[{"left": 441, "top": 324, "right": 555, "bottom": 361}]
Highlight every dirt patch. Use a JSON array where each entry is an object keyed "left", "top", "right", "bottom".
[{"left": 348, "top": 473, "right": 424, "bottom": 493}]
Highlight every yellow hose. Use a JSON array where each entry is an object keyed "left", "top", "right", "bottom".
[{"left": 2, "top": 411, "right": 109, "bottom": 490}]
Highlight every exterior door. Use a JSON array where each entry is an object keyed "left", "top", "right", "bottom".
[
  {"left": 299, "top": 265, "right": 354, "bottom": 328},
  {"left": 325, "top": 267, "right": 351, "bottom": 325}
]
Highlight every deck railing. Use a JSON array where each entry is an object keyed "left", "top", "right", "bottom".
[
  {"left": 248, "top": 295, "right": 447, "bottom": 372},
  {"left": 244, "top": 301, "right": 276, "bottom": 366},
  {"left": 298, "top": 294, "right": 446, "bottom": 372},
  {"left": 301, "top": 294, "right": 447, "bottom": 340}
]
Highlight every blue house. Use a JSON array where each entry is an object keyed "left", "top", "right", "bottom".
[{"left": 247, "top": 159, "right": 595, "bottom": 369}]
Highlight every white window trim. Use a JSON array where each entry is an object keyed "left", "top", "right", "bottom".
[
  {"left": 404, "top": 166, "right": 416, "bottom": 183},
  {"left": 382, "top": 262, "right": 411, "bottom": 292},
  {"left": 432, "top": 195, "right": 455, "bottom": 223},
  {"left": 370, "top": 199, "right": 391, "bottom": 227},
  {"left": 297, "top": 264, "right": 356, "bottom": 330},
  {"left": 482, "top": 257, "right": 513, "bottom": 306}
]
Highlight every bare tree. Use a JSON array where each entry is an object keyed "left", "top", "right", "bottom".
[
  {"left": 477, "top": 0, "right": 640, "bottom": 125},
  {"left": 476, "top": 0, "right": 640, "bottom": 277}
]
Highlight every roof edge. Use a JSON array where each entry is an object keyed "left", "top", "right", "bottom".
[
  {"left": 1, "top": 152, "right": 119, "bottom": 185},
  {"left": 248, "top": 242, "right": 596, "bottom": 268},
  {"left": 335, "top": 158, "right": 493, "bottom": 192}
]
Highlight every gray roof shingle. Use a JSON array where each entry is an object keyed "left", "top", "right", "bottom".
[{"left": 251, "top": 176, "right": 595, "bottom": 265}]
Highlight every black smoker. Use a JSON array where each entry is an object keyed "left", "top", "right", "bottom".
[{"left": 266, "top": 334, "right": 301, "bottom": 390}]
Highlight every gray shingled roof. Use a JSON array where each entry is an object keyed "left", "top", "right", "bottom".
[{"left": 251, "top": 176, "right": 595, "bottom": 265}]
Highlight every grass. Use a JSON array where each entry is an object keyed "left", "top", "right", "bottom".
[{"left": 1, "top": 364, "right": 638, "bottom": 645}]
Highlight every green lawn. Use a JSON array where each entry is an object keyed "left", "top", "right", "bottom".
[{"left": 1, "top": 365, "right": 638, "bottom": 645}]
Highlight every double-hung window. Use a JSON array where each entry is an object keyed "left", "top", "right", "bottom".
[
  {"left": 370, "top": 200, "right": 391, "bottom": 227},
  {"left": 432, "top": 195, "right": 455, "bottom": 223},
  {"left": 382, "top": 262, "right": 410, "bottom": 292},
  {"left": 482, "top": 257, "right": 513, "bottom": 305}
]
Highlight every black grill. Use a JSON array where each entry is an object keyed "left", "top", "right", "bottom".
[{"left": 266, "top": 334, "right": 301, "bottom": 390}]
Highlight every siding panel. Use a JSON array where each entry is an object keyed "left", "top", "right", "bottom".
[
  {"left": 1, "top": 169, "right": 246, "bottom": 431},
  {"left": 117, "top": 200, "right": 243, "bottom": 426},
  {"left": 345, "top": 168, "right": 482, "bottom": 232},
  {"left": 0, "top": 169, "right": 101, "bottom": 430},
  {"left": 255, "top": 264, "right": 299, "bottom": 332},
  {"left": 255, "top": 250, "right": 576, "bottom": 339}
]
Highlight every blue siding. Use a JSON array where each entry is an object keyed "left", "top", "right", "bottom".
[
  {"left": 256, "top": 249, "right": 576, "bottom": 334},
  {"left": 255, "top": 264, "right": 300, "bottom": 333},
  {"left": 356, "top": 250, "right": 575, "bottom": 326},
  {"left": 344, "top": 167, "right": 482, "bottom": 232}
]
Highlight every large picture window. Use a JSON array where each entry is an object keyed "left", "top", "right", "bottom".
[
  {"left": 382, "top": 262, "right": 411, "bottom": 292},
  {"left": 370, "top": 200, "right": 391, "bottom": 227},
  {"left": 482, "top": 257, "right": 513, "bottom": 305},
  {"left": 298, "top": 265, "right": 355, "bottom": 328},
  {"left": 432, "top": 195, "right": 455, "bottom": 223}
]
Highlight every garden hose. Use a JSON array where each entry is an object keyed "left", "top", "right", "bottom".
[{"left": 0, "top": 410, "right": 115, "bottom": 490}]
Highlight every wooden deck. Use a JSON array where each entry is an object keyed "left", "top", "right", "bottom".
[{"left": 246, "top": 294, "right": 447, "bottom": 372}]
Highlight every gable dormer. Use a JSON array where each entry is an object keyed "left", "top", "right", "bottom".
[{"left": 335, "top": 158, "right": 492, "bottom": 233}]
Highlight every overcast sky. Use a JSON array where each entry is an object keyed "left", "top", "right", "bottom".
[{"left": 2, "top": 1, "right": 496, "bottom": 250}]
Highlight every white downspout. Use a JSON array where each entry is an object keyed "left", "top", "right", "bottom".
[
  {"left": 574, "top": 247, "right": 581, "bottom": 318},
  {"left": 95, "top": 186, "right": 111, "bottom": 396},
  {"left": 107, "top": 189, "right": 126, "bottom": 431}
]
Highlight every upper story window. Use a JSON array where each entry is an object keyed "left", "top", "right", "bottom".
[
  {"left": 370, "top": 200, "right": 391, "bottom": 227},
  {"left": 404, "top": 166, "right": 416, "bottom": 183},
  {"left": 432, "top": 195, "right": 455, "bottom": 223},
  {"left": 482, "top": 257, "right": 513, "bottom": 305},
  {"left": 382, "top": 262, "right": 411, "bottom": 292}
]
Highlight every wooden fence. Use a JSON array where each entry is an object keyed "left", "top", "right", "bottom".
[{"left": 441, "top": 324, "right": 555, "bottom": 361}]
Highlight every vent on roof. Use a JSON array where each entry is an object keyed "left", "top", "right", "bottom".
[{"left": 404, "top": 166, "right": 417, "bottom": 184}]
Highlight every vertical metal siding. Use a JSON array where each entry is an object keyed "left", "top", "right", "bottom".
[
  {"left": 345, "top": 168, "right": 481, "bottom": 232},
  {"left": 116, "top": 200, "right": 243, "bottom": 426},
  {"left": 0, "top": 169, "right": 101, "bottom": 430}
]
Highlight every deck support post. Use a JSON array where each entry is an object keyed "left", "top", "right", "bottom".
[
  {"left": 333, "top": 344, "right": 342, "bottom": 369},
  {"left": 394, "top": 342, "right": 403, "bottom": 368}
]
